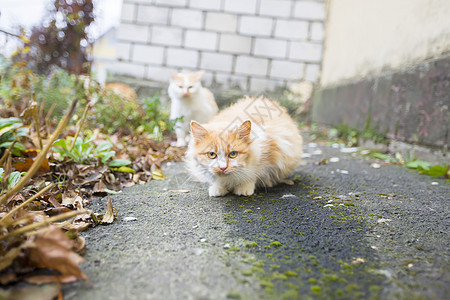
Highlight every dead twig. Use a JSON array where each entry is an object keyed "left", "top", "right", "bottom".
[
  {"left": 1, "top": 183, "right": 55, "bottom": 222},
  {"left": 0, "top": 140, "right": 16, "bottom": 166},
  {"left": 69, "top": 103, "right": 90, "bottom": 152},
  {"left": 0, "top": 209, "right": 86, "bottom": 241},
  {"left": 0, "top": 99, "right": 78, "bottom": 206}
]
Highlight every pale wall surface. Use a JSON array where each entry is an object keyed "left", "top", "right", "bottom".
[
  {"left": 321, "top": 0, "right": 450, "bottom": 87},
  {"left": 108, "top": 0, "right": 326, "bottom": 92}
]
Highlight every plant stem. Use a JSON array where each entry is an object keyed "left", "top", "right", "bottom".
[
  {"left": 69, "top": 103, "right": 90, "bottom": 152},
  {"left": 1, "top": 183, "right": 55, "bottom": 222},
  {"left": 0, "top": 141, "right": 16, "bottom": 166},
  {"left": 0, "top": 209, "right": 86, "bottom": 241},
  {"left": 0, "top": 99, "right": 78, "bottom": 206}
]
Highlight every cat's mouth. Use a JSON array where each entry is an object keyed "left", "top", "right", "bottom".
[{"left": 215, "top": 169, "right": 231, "bottom": 176}]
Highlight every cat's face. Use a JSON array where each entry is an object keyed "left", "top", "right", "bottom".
[
  {"left": 170, "top": 71, "right": 204, "bottom": 98},
  {"left": 190, "top": 120, "right": 252, "bottom": 177}
]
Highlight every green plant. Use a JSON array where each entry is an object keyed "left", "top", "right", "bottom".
[
  {"left": 0, "top": 168, "right": 25, "bottom": 193},
  {"left": 139, "top": 94, "right": 180, "bottom": 141},
  {"left": 0, "top": 117, "right": 28, "bottom": 156},
  {"left": 52, "top": 136, "right": 130, "bottom": 167}
]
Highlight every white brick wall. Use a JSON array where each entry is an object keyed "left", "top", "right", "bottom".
[
  {"left": 185, "top": 30, "right": 217, "bottom": 50},
  {"left": 171, "top": 8, "right": 203, "bottom": 29},
  {"left": 224, "top": 0, "right": 258, "bottom": 14},
  {"left": 151, "top": 26, "right": 182, "bottom": 46},
  {"left": 136, "top": 6, "right": 168, "bottom": 25},
  {"left": 205, "top": 12, "right": 237, "bottom": 33},
  {"left": 111, "top": 0, "right": 326, "bottom": 92},
  {"left": 189, "top": 0, "right": 221, "bottom": 11},
  {"left": 253, "top": 38, "right": 287, "bottom": 58},
  {"left": 166, "top": 48, "right": 198, "bottom": 68},
  {"left": 132, "top": 44, "right": 164, "bottom": 64},
  {"left": 239, "top": 16, "right": 273, "bottom": 37},
  {"left": 235, "top": 56, "right": 269, "bottom": 76},
  {"left": 259, "top": 0, "right": 292, "bottom": 18},
  {"left": 200, "top": 52, "right": 233, "bottom": 72},
  {"left": 275, "top": 20, "right": 309, "bottom": 40},
  {"left": 294, "top": 1, "right": 326, "bottom": 20},
  {"left": 219, "top": 34, "right": 251, "bottom": 54}
]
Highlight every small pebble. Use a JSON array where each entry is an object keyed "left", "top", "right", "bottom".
[
  {"left": 331, "top": 143, "right": 340, "bottom": 148},
  {"left": 192, "top": 225, "right": 199, "bottom": 229},
  {"left": 311, "top": 149, "right": 323, "bottom": 155},
  {"left": 308, "top": 142, "right": 317, "bottom": 148},
  {"left": 123, "top": 217, "right": 137, "bottom": 222},
  {"left": 341, "top": 147, "right": 359, "bottom": 153},
  {"left": 431, "top": 182, "right": 439, "bottom": 185},
  {"left": 360, "top": 150, "right": 370, "bottom": 155},
  {"left": 193, "top": 248, "right": 204, "bottom": 255},
  {"left": 371, "top": 163, "right": 381, "bottom": 169},
  {"left": 329, "top": 157, "right": 340, "bottom": 162},
  {"left": 223, "top": 244, "right": 231, "bottom": 249},
  {"left": 301, "top": 153, "right": 312, "bottom": 158},
  {"left": 199, "top": 238, "right": 207, "bottom": 243},
  {"left": 377, "top": 218, "right": 392, "bottom": 223},
  {"left": 323, "top": 204, "right": 334, "bottom": 208},
  {"left": 337, "top": 169, "right": 349, "bottom": 174}
]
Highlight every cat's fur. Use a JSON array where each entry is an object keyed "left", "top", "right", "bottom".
[
  {"left": 186, "top": 96, "right": 303, "bottom": 197},
  {"left": 168, "top": 71, "right": 218, "bottom": 147}
]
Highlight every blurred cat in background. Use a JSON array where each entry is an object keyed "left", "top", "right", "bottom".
[
  {"left": 186, "top": 96, "right": 303, "bottom": 197},
  {"left": 168, "top": 71, "right": 218, "bottom": 147}
]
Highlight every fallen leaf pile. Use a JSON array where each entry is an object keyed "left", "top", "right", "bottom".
[{"left": 0, "top": 105, "right": 184, "bottom": 296}]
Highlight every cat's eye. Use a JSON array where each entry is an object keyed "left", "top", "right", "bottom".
[
  {"left": 207, "top": 152, "right": 217, "bottom": 159},
  {"left": 178, "top": 85, "right": 183, "bottom": 88},
  {"left": 188, "top": 86, "right": 193, "bottom": 89},
  {"left": 228, "top": 151, "right": 238, "bottom": 158}
]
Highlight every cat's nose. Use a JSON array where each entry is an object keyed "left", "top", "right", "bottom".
[{"left": 219, "top": 166, "right": 227, "bottom": 171}]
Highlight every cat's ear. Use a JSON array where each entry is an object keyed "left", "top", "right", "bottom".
[
  {"left": 169, "top": 72, "right": 178, "bottom": 81},
  {"left": 237, "top": 120, "right": 252, "bottom": 139},
  {"left": 190, "top": 121, "right": 208, "bottom": 140},
  {"left": 195, "top": 70, "right": 205, "bottom": 80}
]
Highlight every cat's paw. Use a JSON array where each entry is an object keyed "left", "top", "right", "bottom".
[
  {"left": 233, "top": 182, "right": 255, "bottom": 196},
  {"left": 280, "top": 179, "right": 294, "bottom": 185},
  {"left": 209, "top": 185, "right": 228, "bottom": 197}
]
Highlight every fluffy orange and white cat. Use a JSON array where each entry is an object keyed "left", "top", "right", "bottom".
[
  {"left": 168, "top": 71, "right": 218, "bottom": 147},
  {"left": 186, "top": 96, "right": 303, "bottom": 197}
]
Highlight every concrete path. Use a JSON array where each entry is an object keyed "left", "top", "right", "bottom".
[{"left": 63, "top": 142, "right": 449, "bottom": 300}]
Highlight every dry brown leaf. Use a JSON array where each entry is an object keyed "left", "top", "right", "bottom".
[
  {"left": 13, "top": 157, "right": 50, "bottom": 175},
  {"left": 63, "top": 222, "right": 91, "bottom": 232},
  {"left": 0, "top": 247, "right": 21, "bottom": 272},
  {"left": 100, "top": 196, "right": 115, "bottom": 224},
  {"left": 61, "top": 190, "right": 83, "bottom": 207},
  {"left": 0, "top": 272, "right": 18, "bottom": 285},
  {"left": 72, "top": 236, "right": 86, "bottom": 254},
  {"left": 0, "top": 283, "right": 60, "bottom": 300},
  {"left": 25, "top": 226, "right": 88, "bottom": 283},
  {"left": 43, "top": 207, "right": 72, "bottom": 216},
  {"left": 26, "top": 274, "right": 79, "bottom": 284}
]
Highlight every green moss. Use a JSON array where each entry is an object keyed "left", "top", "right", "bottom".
[
  {"left": 270, "top": 241, "right": 282, "bottom": 248},
  {"left": 226, "top": 291, "right": 241, "bottom": 299},
  {"left": 310, "top": 285, "right": 321, "bottom": 296},
  {"left": 282, "top": 290, "right": 299, "bottom": 299},
  {"left": 307, "top": 278, "right": 318, "bottom": 284},
  {"left": 241, "top": 269, "right": 253, "bottom": 276},
  {"left": 245, "top": 241, "right": 258, "bottom": 248},
  {"left": 285, "top": 271, "right": 298, "bottom": 277},
  {"left": 272, "top": 272, "right": 288, "bottom": 281}
]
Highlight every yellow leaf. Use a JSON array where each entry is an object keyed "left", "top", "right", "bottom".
[
  {"left": 117, "top": 166, "right": 135, "bottom": 173},
  {"left": 151, "top": 169, "right": 167, "bottom": 180}
]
